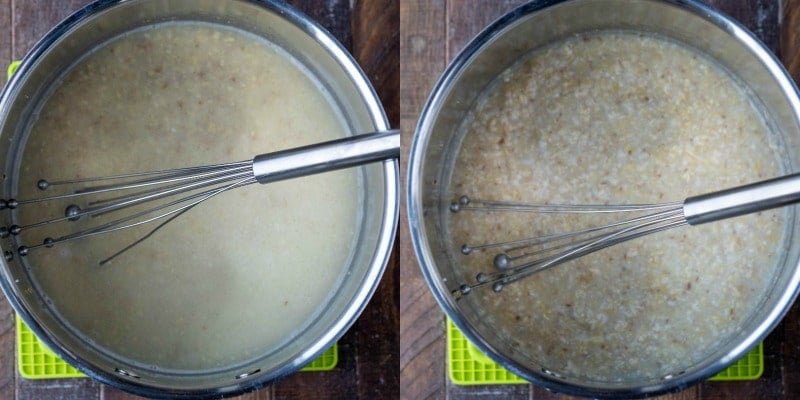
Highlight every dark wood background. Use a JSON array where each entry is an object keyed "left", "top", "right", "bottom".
[
  {"left": 5, "top": 0, "right": 800, "bottom": 399},
  {"left": 400, "top": 0, "right": 800, "bottom": 399},
  {"left": 0, "top": 0, "right": 399, "bottom": 399}
]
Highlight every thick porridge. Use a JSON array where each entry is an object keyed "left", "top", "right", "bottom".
[{"left": 447, "top": 32, "right": 785, "bottom": 381}]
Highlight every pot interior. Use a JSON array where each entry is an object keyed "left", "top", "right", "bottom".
[
  {"left": 0, "top": 0, "right": 396, "bottom": 396},
  {"left": 411, "top": 0, "right": 800, "bottom": 396}
]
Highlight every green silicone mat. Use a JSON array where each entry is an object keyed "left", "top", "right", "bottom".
[
  {"left": 17, "top": 315, "right": 337, "bottom": 379},
  {"left": 7, "top": 60, "right": 336, "bottom": 379},
  {"left": 707, "top": 342, "right": 763, "bottom": 381},
  {"left": 7, "top": 60, "right": 20, "bottom": 80},
  {"left": 446, "top": 318, "right": 763, "bottom": 385},
  {"left": 17, "top": 316, "right": 84, "bottom": 379}
]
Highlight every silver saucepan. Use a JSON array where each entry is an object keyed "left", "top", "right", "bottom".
[
  {"left": 0, "top": 0, "right": 398, "bottom": 398},
  {"left": 407, "top": 0, "right": 800, "bottom": 397}
]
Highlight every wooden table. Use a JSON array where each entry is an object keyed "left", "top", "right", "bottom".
[
  {"left": 400, "top": 0, "right": 800, "bottom": 399},
  {"left": 0, "top": 1, "right": 399, "bottom": 399}
]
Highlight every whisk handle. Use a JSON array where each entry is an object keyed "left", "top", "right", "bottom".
[
  {"left": 683, "top": 172, "right": 800, "bottom": 225},
  {"left": 251, "top": 129, "right": 399, "bottom": 184}
]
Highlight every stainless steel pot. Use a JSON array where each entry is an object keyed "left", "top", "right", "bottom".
[
  {"left": 0, "top": 0, "right": 398, "bottom": 398},
  {"left": 407, "top": 0, "right": 800, "bottom": 397}
]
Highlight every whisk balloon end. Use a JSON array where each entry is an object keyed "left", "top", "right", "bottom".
[
  {"left": 0, "top": 130, "right": 400, "bottom": 262},
  {"left": 451, "top": 172, "right": 800, "bottom": 296}
]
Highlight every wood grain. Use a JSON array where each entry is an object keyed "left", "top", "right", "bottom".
[
  {"left": 0, "top": 1, "right": 9, "bottom": 68},
  {"left": 288, "top": 0, "right": 352, "bottom": 52},
  {"left": 0, "top": 1, "right": 398, "bottom": 399},
  {"left": 10, "top": 0, "right": 88, "bottom": 60},
  {"left": 782, "top": 0, "right": 800, "bottom": 83},
  {"left": 398, "top": 1, "right": 796, "bottom": 400},
  {"left": 0, "top": 5, "right": 14, "bottom": 400},
  {"left": 398, "top": 1, "right": 446, "bottom": 398},
  {"left": 780, "top": 303, "right": 800, "bottom": 397},
  {"left": 353, "top": 0, "right": 400, "bottom": 127},
  {"left": 16, "top": 379, "right": 101, "bottom": 400},
  {"left": 352, "top": 1, "right": 399, "bottom": 397},
  {"left": 708, "top": 0, "right": 780, "bottom": 52},
  {"left": 445, "top": 0, "right": 522, "bottom": 61}
]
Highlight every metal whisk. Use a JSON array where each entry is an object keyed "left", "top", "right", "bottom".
[
  {"left": 450, "top": 172, "right": 800, "bottom": 298},
  {"left": 0, "top": 129, "right": 399, "bottom": 263}
]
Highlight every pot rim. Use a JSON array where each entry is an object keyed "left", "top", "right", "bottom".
[
  {"left": 407, "top": 0, "right": 800, "bottom": 397},
  {"left": 0, "top": 0, "right": 399, "bottom": 398}
]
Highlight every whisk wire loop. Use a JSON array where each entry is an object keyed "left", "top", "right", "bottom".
[
  {"left": 14, "top": 166, "right": 254, "bottom": 232},
  {"left": 22, "top": 176, "right": 257, "bottom": 256},
  {"left": 500, "top": 211, "right": 687, "bottom": 281},
  {"left": 460, "top": 204, "right": 686, "bottom": 255},
  {"left": 22, "top": 162, "right": 252, "bottom": 206},
  {"left": 37, "top": 160, "right": 252, "bottom": 189},
  {"left": 450, "top": 173, "right": 800, "bottom": 298},
  {"left": 451, "top": 194, "right": 688, "bottom": 297},
  {"left": 1, "top": 130, "right": 400, "bottom": 262},
  {"left": 452, "top": 196, "right": 682, "bottom": 214}
]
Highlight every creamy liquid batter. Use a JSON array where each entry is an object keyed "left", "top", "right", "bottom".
[{"left": 16, "top": 23, "right": 360, "bottom": 370}]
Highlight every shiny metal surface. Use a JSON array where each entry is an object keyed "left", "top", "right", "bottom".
[
  {"left": 253, "top": 129, "right": 399, "bottom": 183},
  {"left": 684, "top": 172, "right": 800, "bottom": 225},
  {"left": 7, "top": 130, "right": 399, "bottom": 260},
  {"left": 407, "top": 0, "right": 800, "bottom": 397},
  {"left": 0, "top": 0, "right": 398, "bottom": 398},
  {"left": 447, "top": 171, "right": 800, "bottom": 296}
]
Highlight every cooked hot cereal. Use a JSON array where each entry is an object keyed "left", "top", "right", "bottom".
[{"left": 447, "top": 32, "right": 785, "bottom": 381}]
